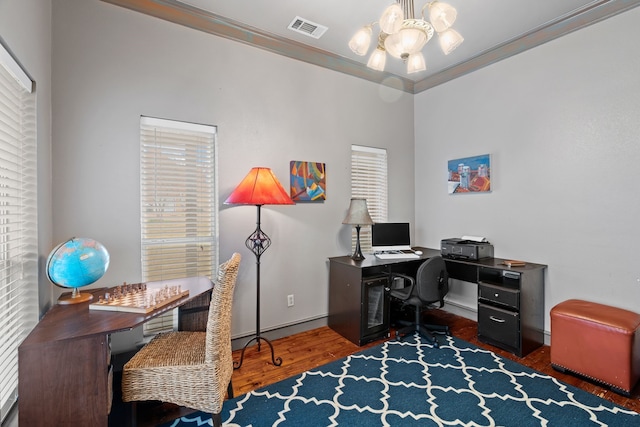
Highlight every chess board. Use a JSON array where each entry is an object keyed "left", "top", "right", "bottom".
[{"left": 89, "top": 282, "right": 189, "bottom": 314}]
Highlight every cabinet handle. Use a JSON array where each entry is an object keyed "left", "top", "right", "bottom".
[{"left": 489, "top": 316, "right": 505, "bottom": 323}]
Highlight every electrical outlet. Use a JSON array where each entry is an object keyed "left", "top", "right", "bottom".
[{"left": 287, "top": 294, "right": 294, "bottom": 307}]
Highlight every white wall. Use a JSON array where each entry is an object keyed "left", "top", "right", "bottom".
[
  {"left": 51, "top": 0, "right": 415, "bottom": 350},
  {"left": 414, "top": 8, "right": 640, "bottom": 331},
  {"left": 0, "top": 1, "right": 54, "bottom": 312}
]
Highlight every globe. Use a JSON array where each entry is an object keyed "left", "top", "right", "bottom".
[{"left": 46, "top": 237, "right": 110, "bottom": 305}]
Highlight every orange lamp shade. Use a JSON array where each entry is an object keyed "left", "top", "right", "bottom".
[{"left": 224, "top": 167, "right": 294, "bottom": 206}]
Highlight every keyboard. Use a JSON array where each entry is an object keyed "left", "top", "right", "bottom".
[{"left": 375, "top": 252, "right": 420, "bottom": 260}]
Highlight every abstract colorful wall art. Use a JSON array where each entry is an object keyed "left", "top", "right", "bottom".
[
  {"left": 289, "top": 161, "right": 326, "bottom": 202},
  {"left": 447, "top": 154, "right": 491, "bottom": 194}
]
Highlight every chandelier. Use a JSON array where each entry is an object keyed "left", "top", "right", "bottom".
[{"left": 348, "top": 0, "right": 463, "bottom": 74}]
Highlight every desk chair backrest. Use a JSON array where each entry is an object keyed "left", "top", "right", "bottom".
[
  {"left": 415, "top": 256, "right": 449, "bottom": 306},
  {"left": 205, "top": 252, "right": 241, "bottom": 365}
]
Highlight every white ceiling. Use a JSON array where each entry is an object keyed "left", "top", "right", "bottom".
[{"left": 105, "top": 0, "right": 640, "bottom": 93}]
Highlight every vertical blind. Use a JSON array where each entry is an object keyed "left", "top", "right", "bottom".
[
  {"left": 350, "top": 145, "right": 388, "bottom": 253},
  {"left": 140, "top": 116, "right": 218, "bottom": 334},
  {"left": 0, "top": 43, "right": 37, "bottom": 423}
]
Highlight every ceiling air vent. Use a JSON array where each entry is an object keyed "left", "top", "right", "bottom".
[{"left": 288, "top": 16, "right": 328, "bottom": 39}]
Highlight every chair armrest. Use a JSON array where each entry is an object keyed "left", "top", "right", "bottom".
[
  {"left": 388, "top": 273, "right": 415, "bottom": 301},
  {"left": 390, "top": 273, "right": 413, "bottom": 282}
]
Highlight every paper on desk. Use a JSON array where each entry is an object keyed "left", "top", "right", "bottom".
[{"left": 461, "top": 235, "right": 488, "bottom": 243}]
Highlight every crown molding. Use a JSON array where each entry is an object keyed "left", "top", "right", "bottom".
[
  {"left": 414, "top": 0, "right": 640, "bottom": 92},
  {"left": 102, "top": 0, "right": 640, "bottom": 94}
]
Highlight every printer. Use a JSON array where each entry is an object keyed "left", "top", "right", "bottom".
[{"left": 441, "top": 238, "right": 494, "bottom": 260}]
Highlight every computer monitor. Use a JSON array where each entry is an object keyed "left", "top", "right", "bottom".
[{"left": 371, "top": 222, "right": 412, "bottom": 252}]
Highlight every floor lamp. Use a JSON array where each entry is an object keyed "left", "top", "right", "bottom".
[{"left": 225, "top": 167, "right": 294, "bottom": 369}]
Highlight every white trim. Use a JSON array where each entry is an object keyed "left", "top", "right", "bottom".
[
  {"left": 351, "top": 144, "right": 386, "bottom": 155},
  {"left": 140, "top": 116, "right": 216, "bottom": 134},
  {"left": 0, "top": 42, "right": 32, "bottom": 93}
]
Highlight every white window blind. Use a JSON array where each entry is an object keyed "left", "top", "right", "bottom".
[
  {"left": 0, "top": 43, "right": 37, "bottom": 423},
  {"left": 350, "top": 145, "right": 388, "bottom": 253},
  {"left": 140, "top": 116, "right": 218, "bottom": 335}
]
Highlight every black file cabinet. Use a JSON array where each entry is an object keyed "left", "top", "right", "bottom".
[
  {"left": 445, "top": 258, "right": 546, "bottom": 357},
  {"left": 475, "top": 265, "right": 545, "bottom": 357}
]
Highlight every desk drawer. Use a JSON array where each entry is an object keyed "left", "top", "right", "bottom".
[
  {"left": 478, "top": 282, "right": 519, "bottom": 310},
  {"left": 478, "top": 303, "right": 519, "bottom": 350}
]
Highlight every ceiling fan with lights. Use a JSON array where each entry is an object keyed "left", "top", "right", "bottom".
[{"left": 348, "top": 0, "right": 463, "bottom": 74}]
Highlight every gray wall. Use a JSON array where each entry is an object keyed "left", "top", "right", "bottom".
[
  {"left": 414, "top": 7, "right": 640, "bottom": 332},
  {"left": 0, "top": 2, "right": 52, "bottom": 426},
  {"left": 0, "top": 0, "right": 53, "bottom": 312},
  {"left": 8, "top": 0, "right": 638, "bottom": 355},
  {"left": 51, "top": 0, "right": 415, "bottom": 351}
]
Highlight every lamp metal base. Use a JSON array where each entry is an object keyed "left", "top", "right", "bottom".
[{"left": 233, "top": 335, "right": 283, "bottom": 369}]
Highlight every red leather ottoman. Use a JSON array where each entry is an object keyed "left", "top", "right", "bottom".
[{"left": 550, "top": 299, "right": 640, "bottom": 395}]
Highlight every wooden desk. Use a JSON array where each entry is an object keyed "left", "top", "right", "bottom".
[
  {"left": 18, "top": 276, "right": 213, "bottom": 427},
  {"left": 328, "top": 248, "right": 546, "bottom": 356}
]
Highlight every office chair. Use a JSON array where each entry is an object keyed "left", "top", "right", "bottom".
[
  {"left": 389, "top": 256, "right": 450, "bottom": 346},
  {"left": 121, "top": 253, "right": 241, "bottom": 427}
]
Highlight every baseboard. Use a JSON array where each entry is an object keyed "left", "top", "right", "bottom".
[
  {"left": 231, "top": 315, "right": 328, "bottom": 351},
  {"left": 442, "top": 300, "right": 477, "bottom": 321},
  {"left": 221, "top": 301, "right": 551, "bottom": 352}
]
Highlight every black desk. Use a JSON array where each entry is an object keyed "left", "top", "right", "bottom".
[{"left": 328, "top": 247, "right": 546, "bottom": 357}]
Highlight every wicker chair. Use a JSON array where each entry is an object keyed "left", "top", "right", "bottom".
[{"left": 121, "top": 253, "right": 241, "bottom": 427}]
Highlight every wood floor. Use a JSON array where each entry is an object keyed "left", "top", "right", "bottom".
[{"left": 114, "top": 309, "right": 640, "bottom": 426}]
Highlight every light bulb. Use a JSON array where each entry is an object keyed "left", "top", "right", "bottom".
[
  {"left": 429, "top": 1, "right": 457, "bottom": 33},
  {"left": 438, "top": 28, "right": 464, "bottom": 55},
  {"left": 379, "top": 3, "right": 404, "bottom": 34},
  {"left": 367, "top": 48, "right": 387, "bottom": 71},
  {"left": 384, "top": 27, "right": 428, "bottom": 59},
  {"left": 407, "top": 52, "right": 426, "bottom": 74},
  {"left": 348, "top": 26, "right": 373, "bottom": 56}
]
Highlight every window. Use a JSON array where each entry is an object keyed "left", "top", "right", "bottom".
[
  {"left": 140, "top": 117, "right": 218, "bottom": 334},
  {"left": 350, "top": 145, "right": 388, "bottom": 253},
  {"left": 0, "top": 42, "right": 37, "bottom": 422}
]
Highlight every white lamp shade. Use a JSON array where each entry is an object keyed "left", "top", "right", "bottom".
[
  {"left": 379, "top": 3, "right": 404, "bottom": 34},
  {"left": 342, "top": 198, "right": 374, "bottom": 225},
  {"left": 429, "top": 1, "right": 457, "bottom": 33},
  {"left": 349, "top": 26, "right": 373, "bottom": 56},
  {"left": 384, "top": 27, "right": 428, "bottom": 59},
  {"left": 438, "top": 28, "right": 464, "bottom": 55},
  {"left": 407, "top": 52, "right": 426, "bottom": 73},
  {"left": 367, "top": 48, "right": 387, "bottom": 71}
]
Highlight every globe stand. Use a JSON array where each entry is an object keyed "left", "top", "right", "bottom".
[{"left": 57, "top": 287, "right": 94, "bottom": 305}]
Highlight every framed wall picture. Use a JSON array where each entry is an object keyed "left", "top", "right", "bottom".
[
  {"left": 289, "top": 161, "right": 326, "bottom": 202},
  {"left": 447, "top": 154, "right": 491, "bottom": 194}
]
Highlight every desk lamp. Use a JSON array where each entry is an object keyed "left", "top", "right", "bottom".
[
  {"left": 224, "top": 167, "right": 294, "bottom": 369},
  {"left": 342, "top": 198, "right": 374, "bottom": 261}
]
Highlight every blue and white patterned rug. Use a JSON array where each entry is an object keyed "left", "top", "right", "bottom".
[{"left": 161, "top": 334, "right": 639, "bottom": 426}]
